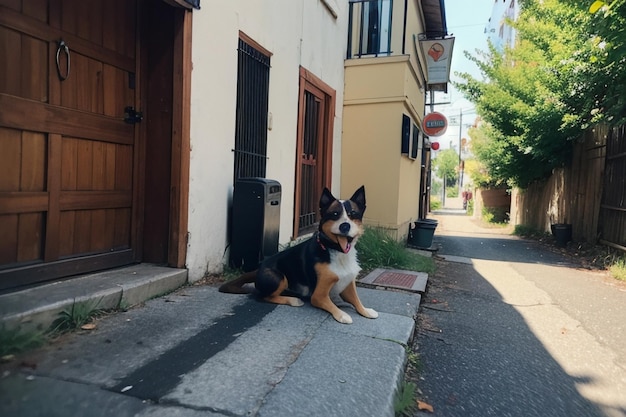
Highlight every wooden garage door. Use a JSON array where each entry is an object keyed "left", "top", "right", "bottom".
[{"left": 0, "top": 0, "right": 141, "bottom": 290}]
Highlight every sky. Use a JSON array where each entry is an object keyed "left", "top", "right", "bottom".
[{"left": 431, "top": 0, "right": 495, "bottom": 150}]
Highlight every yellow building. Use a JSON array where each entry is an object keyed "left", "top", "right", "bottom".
[{"left": 342, "top": 0, "right": 451, "bottom": 240}]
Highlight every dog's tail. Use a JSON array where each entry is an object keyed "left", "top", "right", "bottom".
[{"left": 218, "top": 270, "right": 257, "bottom": 294}]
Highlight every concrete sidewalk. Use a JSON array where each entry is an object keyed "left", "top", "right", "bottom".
[{"left": 0, "top": 267, "right": 422, "bottom": 417}]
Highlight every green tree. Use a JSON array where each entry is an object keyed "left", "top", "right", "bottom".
[
  {"left": 432, "top": 148, "right": 459, "bottom": 189},
  {"left": 465, "top": 126, "right": 506, "bottom": 188},
  {"left": 454, "top": 0, "right": 626, "bottom": 188},
  {"left": 580, "top": 0, "right": 626, "bottom": 124}
]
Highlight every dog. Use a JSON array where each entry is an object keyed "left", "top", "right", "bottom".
[{"left": 219, "top": 186, "right": 378, "bottom": 324}]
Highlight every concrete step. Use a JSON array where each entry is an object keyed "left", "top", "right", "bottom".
[{"left": 0, "top": 264, "right": 187, "bottom": 332}]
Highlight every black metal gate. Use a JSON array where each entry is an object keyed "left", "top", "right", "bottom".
[{"left": 233, "top": 37, "right": 270, "bottom": 181}]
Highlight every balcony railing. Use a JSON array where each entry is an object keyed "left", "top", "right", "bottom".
[{"left": 347, "top": 0, "right": 401, "bottom": 59}]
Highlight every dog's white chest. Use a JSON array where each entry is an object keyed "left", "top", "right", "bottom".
[{"left": 328, "top": 249, "right": 361, "bottom": 295}]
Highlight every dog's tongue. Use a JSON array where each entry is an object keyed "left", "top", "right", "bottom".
[{"left": 336, "top": 236, "right": 351, "bottom": 253}]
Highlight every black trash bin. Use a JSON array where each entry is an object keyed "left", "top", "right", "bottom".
[
  {"left": 551, "top": 223, "right": 572, "bottom": 247},
  {"left": 230, "top": 178, "right": 281, "bottom": 271},
  {"left": 408, "top": 219, "right": 438, "bottom": 249}
]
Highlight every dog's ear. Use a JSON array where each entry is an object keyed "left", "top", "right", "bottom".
[
  {"left": 319, "top": 187, "right": 335, "bottom": 213},
  {"left": 350, "top": 186, "right": 366, "bottom": 212}
]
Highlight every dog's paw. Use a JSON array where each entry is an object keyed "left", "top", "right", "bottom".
[
  {"left": 334, "top": 310, "right": 353, "bottom": 324},
  {"left": 286, "top": 297, "right": 305, "bottom": 307},
  {"left": 362, "top": 307, "right": 379, "bottom": 319}
]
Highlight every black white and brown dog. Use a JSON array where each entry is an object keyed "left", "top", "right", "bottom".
[{"left": 219, "top": 186, "right": 378, "bottom": 324}]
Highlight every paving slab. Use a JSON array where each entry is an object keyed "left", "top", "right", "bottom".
[
  {"left": 1, "top": 285, "right": 422, "bottom": 417},
  {"left": 24, "top": 286, "right": 253, "bottom": 388},
  {"left": 0, "top": 373, "right": 217, "bottom": 417},
  {"left": 257, "top": 329, "right": 406, "bottom": 417}
]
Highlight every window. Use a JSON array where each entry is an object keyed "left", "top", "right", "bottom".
[
  {"left": 233, "top": 34, "right": 271, "bottom": 182},
  {"left": 361, "top": 0, "right": 391, "bottom": 55},
  {"left": 347, "top": 0, "right": 392, "bottom": 58}
]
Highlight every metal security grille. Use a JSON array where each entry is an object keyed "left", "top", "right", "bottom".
[
  {"left": 233, "top": 38, "right": 270, "bottom": 181},
  {"left": 299, "top": 91, "right": 322, "bottom": 231}
]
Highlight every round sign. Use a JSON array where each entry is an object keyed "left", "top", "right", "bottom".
[
  {"left": 431, "top": 141, "right": 440, "bottom": 151},
  {"left": 422, "top": 112, "right": 448, "bottom": 137}
]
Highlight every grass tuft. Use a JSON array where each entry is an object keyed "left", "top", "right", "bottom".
[
  {"left": 394, "top": 380, "right": 417, "bottom": 416},
  {"left": 357, "top": 227, "right": 434, "bottom": 273},
  {"left": 49, "top": 298, "right": 104, "bottom": 334},
  {"left": 513, "top": 224, "right": 547, "bottom": 238},
  {"left": 609, "top": 257, "right": 626, "bottom": 281},
  {"left": 0, "top": 326, "right": 46, "bottom": 357}
]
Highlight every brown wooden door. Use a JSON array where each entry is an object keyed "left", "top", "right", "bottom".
[
  {"left": 293, "top": 67, "right": 336, "bottom": 238},
  {"left": 0, "top": 0, "right": 142, "bottom": 290}
]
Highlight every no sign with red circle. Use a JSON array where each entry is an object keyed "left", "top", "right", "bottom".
[{"left": 422, "top": 112, "right": 448, "bottom": 137}]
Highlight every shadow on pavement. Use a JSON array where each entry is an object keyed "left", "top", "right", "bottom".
[
  {"left": 415, "top": 259, "right": 612, "bottom": 417},
  {"left": 432, "top": 234, "right": 578, "bottom": 267}
]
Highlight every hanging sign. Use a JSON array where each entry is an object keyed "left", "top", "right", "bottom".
[
  {"left": 422, "top": 112, "right": 448, "bottom": 137},
  {"left": 418, "top": 37, "right": 455, "bottom": 87}
]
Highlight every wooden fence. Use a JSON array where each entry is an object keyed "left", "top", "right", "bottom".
[
  {"left": 599, "top": 124, "right": 626, "bottom": 250},
  {"left": 510, "top": 123, "right": 626, "bottom": 251}
]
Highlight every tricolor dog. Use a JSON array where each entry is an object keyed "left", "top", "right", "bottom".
[{"left": 219, "top": 186, "right": 378, "bottom": 324}]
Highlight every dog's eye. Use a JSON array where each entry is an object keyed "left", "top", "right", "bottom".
[
  {"left": 332, "top": 211, "right": 340, "bottom": 217},
  {"left": 349, "top": 210, "right": 360, "bottom": 218}
]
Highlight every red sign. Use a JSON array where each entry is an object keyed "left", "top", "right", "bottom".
[
  {"left": 431, "top": 141, "right": 440, "bottom": 151},
  {"left": 422, "top": 112, "right": 448, "bottom": 137}
]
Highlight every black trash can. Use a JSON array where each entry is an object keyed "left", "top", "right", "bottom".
[
  {"left": 551, "top": 223, "right": 572, "bottom": 247},
  {"left": 408, "top": 219, "right": 438, "bottom": 249},
  {"left": 230, "top": 178, "right": 281, "bottom": 271}
]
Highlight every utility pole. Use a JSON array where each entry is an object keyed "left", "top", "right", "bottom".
[
  {"left": 442, "top": 173, "right": 446, "bottom": 207},
  {"left": 458, "top": 108, "right": 463, "bottom": 193}
]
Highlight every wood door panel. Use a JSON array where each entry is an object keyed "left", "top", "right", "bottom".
[
  {"left": 58, "top": 208, "right": 131, "bottom": 257},
  {"left": 0, "top": 127, "right": 22, "bottom": 191},
  {"left": 0, "top": 193, "right": 48, "bottom": 215},
  {"left": 20, "top": 132, "right": 47, "bottom": 191},
  {"left": 22, "top": 0, "right": 48, "bottom": 22},
  {"left": 0, "top": 26, "right": 21, "bottom": 97},
  {"left": 56, "top": 55, "right": 134, "bottom": 118},
  {"left": 75, "top": 138, "right": 94, "bottom": 190},
  {"left": 0, "top": 0, "right": 142, "bottom": 289},
  {"left": 102, "top": 64, "right": 134, "bottom": 118},
  {"left": 113, "top": 208, "right": 132, "bottom": 248},
  {"left": 0, "top": 212, "right": 44, "bottom": 264},
  {"left": 0, "top": 215, "right": 19, "bottom": 263},
  {"left": 59, "top": 191, "right": 132, "bottom": 211},
  {"left": 21, "top": 34, "right": 48, "bottom": 101},
  {"left": 61, "top": 0, "right": 103, "bottom": 46},
  {"left": 60, "top": 138, "right": 133, "bottom": 192},
  {"left": 60, "top": 52, "right": 104, "bottom": 113},
  {"left": 0, "top": 26, "right": 48, "bottom": 101},
  {"left": 0, "top": 4, "right": 135, "bottom": 73},
  {"left": 16, "top": 212, "right": 44, "bottom": 262},
  {"left": 57, "top": 211, "right": 75, "bottom": 257},
  {"left": 73, "top": 210, "right": 92, "bottom": 253},
  {"left": 0, "top": 94, "right": 134, "bottom": 144},
  {"left": 0, "top": 0, "right": 20, "bottom": 11}
]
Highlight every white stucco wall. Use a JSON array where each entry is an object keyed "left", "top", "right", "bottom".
[{"left": 185, "top": 0, "right": 348, "bottom": 281}]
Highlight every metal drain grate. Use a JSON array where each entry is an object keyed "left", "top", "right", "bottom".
[
  {"left": 359, "top": 268, "right": 428, "bottom": 293},
  {"left": 373, "top": 271, "right": 417, "bottom": 287}
]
